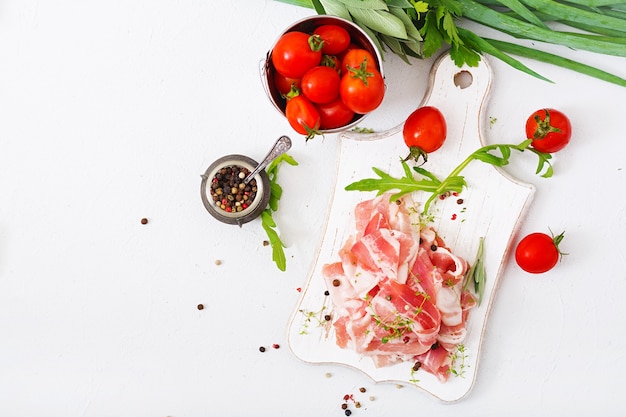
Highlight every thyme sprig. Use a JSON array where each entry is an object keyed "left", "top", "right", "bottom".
[
  {"left": 345, "top": 139, "right": 552, "bottom": 215},
  {"left": 448, "top": 343, "right": 469, "bottom": 378},
  {"left": 261, "top": 153, "right": 298, "bottom": 271}
]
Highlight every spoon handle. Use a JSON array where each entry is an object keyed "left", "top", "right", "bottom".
[{"left": 244, "top": 135, "right": 292, "bottom": 183}]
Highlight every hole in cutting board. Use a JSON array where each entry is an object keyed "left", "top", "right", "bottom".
[{"left": 454, "top": 70, "right": 473, "bottom": 89}]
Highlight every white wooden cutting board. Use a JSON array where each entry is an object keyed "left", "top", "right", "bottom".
[{"left": 288, "top": 51, "right": 535, "bottom": 402}]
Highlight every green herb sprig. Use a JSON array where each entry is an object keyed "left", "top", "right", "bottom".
[
  {"left": 345, "top": 139, "right": 551, "bottom": 215},
  {"left": 261, "top": 153, "right": 299, "bottom": 271},
  {"left": 464, "top": 236, "right": 486, "bottom": 305},
  {"left": 275, "top": 0, "right": 626, "bottom": 87}
]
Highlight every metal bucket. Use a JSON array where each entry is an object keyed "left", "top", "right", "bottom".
[{"left": 261, "top": 15, "right": 384, "bottom": 134}]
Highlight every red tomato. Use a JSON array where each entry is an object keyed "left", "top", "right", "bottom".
[
  {"left": 285, "top": 95, "right": 321, "bottom": 140},
  {"left": 273, "top": 71, "right": 301, "bottom": 96},
  {"left": 321, "top": 54, "right": 341, "bottom": 74},
  {"left": 515, "top": 231, "right": 566, "bottom": 274},
  {"left": 525, "top": 108, "right": 572, "bottom": 153},
  {"left": 316, "top": 97, "right": 355, "bottom": 129},
  {"left": 339, "top": 67, "right": 385, "bottom": 114},
  {"left": 402, "top": 106, "right": 447, "bottom": 162},
  {"left": 271, "top": 31, "right": 323, "bottom": 79},
  {"left": 301, "top": 66, "right": 341, "bottom": 104},
  {"left": 340, "top": 48, "right": 377, "bottom": 74},
  {"left": 313, "top": 24, "right": 351, "bottom": 55}
]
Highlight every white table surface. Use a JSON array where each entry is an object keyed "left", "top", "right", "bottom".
[{"left": 1, "top": 1, "right": 625, "bottom": 416}]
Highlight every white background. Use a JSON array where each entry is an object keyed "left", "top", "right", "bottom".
[{"left": 1, "top": 1, "right": 625, "bottom": 416}]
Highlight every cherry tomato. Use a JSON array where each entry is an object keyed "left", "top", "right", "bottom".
[
  {"left": 313, "top": 24, "right": 351, "bottom": 55},
  {"left": 340, "top": 48, "right": 378, "bottom": 74},
  {"left": 316, "top": 97, "right": 355, "bottom": 129},
  {"left": 339, "top": 66, "right": 385, "bottom": 114},
  {"left": 402, "top": 106, "right": 447, "bottom": 162},
  {"left": 271, "top": 31, "right": 323, "bottom": 79},
  {"left": 301, "top": 66, "right": 341, "bottom": 104},
  {"left": 273, "top": 71, "right": 301, "bottom": 96},
  {"left": 285, "top": 95, "right": 321, "bottom": 140},
  {"left": 515, "top": 231, "right": 566, "bottom": 274},
  {"left": 320, "top": 54, "right": 341, "bottom": 74},
  {"left": 525, "top": 108, "right": 572, "bottom": 153}
]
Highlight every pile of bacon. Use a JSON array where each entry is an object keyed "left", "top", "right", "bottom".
[{"left": 322, "top": 194, "right": 477, "bottom": 382}]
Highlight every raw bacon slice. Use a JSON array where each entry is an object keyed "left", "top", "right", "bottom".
[
  {"left": 322, "top": 194, "right": 477, "bottom": 383},
  {"left": 415, "top": 345, "right": 452, "bottom": 383}
]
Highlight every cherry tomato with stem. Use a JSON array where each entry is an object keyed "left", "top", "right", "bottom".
[
  {"left": 340, "top": 48, "right": 378, "bottom": 74},
  {"left": 515, "top": 230, "right": 567, "bottom": 274},
  {"left": 271, "top": 31, "right": 323, "bottom": 79},
  {"left": 339, "top": 63, "right": 385, "bottom": 114},
  {"left": 402, "top": 106, "right": 447, "bottom": 163},
  {"left": 273, "top": 70, "right": 301, "bottom": 97},
  {"left": 525, "top": 108, "right": 572, "bottom": 153},
  {"left": 285, "top": 95, "right": 321, "bottom": 140},
  {"left": 320, "top": 54, "right": 341, "bottom": 74},
  {"left": 301, "top": 66, "right": 341, "bottom": 104},
  {"left": 313, "top": 24, "right": 351, "bottom": 55},
  {"left": 316, "top": 97, "right": 355, "bottom": 129}
]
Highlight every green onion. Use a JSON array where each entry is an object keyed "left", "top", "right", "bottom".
[{"left": 275, "top": 0, "right": 626, "bottom": 86}]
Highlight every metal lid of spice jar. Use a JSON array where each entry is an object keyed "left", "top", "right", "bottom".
[{"left": 200, "top": 154, "right": 271, "bottom": 226}]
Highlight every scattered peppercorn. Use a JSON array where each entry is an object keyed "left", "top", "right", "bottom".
[
  {"left": 259, "top": 346, "right": 266, "bottom": 352},
  {"left": 324, "top": 314, "right": 331, "bottom": 322},
  {"left": 412, "top": 361, "right": 422, "bottom": 372},
  {"left": 272, "top": 344, "right": 280, "bottom": 349},
  {"left": 197, "top": 304, "right": 204, "bottom": 310},
  {"left": 430, "top": 244, "right": 438, "bottom": 251},
  {"left": 263, "top": 240, "right": 270, "bottom": 246},
  {"left": 324, "top": 290, "right": 330, "bottom": 296},
  {"left": 332, "top": 279, "right": 341, "bottom": 287},
  {"left": 355, "top": 402, "right": 361, "bottom": 409},
  {"left": 341, "top": 404, "right": 348, "bottom": 410},
  {"left": 215, "top": 260, "right": 222, "bottom": 266},
  {"left": 359, "top": 387, "right": 366, "bottom": 393},
  {"left": 345, "top": 410, "right": 352, "bottom": 416},
  {"left": 140, "top": 218, "right": 148, "bottom": 224},
  {"left": 457, "top": 198, "right": 464, "bottom": 204}
]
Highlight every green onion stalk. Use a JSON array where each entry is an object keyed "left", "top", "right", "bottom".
[{"left": 274, "top": 0, "right": 626, "bottom": 87}]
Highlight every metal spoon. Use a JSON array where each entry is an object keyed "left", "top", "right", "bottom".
[{"left": 244, "top": 135, "right": 292, "bottom": 184}]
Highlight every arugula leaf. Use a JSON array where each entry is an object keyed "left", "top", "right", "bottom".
[
  {"left": 345, "top": 140, "right": 553, "bottom": 215},
  {"left": 261, "top": 153, "right": 299, "bottom": 271}
]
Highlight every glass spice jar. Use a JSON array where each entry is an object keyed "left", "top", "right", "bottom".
[{"left": 200, "top": 154, "right": 271, "bottom": 226}]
